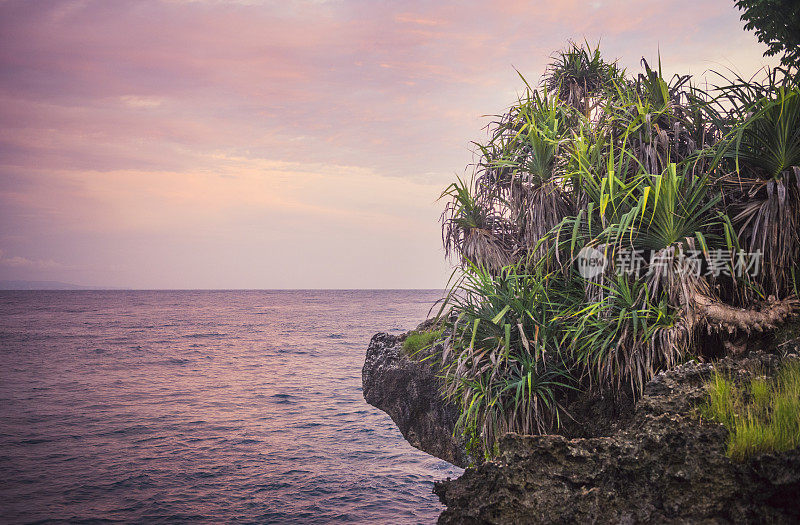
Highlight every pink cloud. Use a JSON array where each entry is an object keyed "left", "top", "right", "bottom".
[
  {"left": 0, "top": 0, "right": 778, "bottom": 287},
  {"left": 0, "top": 249, "right": 62, "bottom": 269}
]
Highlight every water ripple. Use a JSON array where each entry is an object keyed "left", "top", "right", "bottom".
[{"left": 0, "top": 290, "right": 461, "bottom": 524}]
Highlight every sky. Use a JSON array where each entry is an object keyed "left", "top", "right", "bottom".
[{"left": 0, "top": 0, "right": 779, "bottom": 289}]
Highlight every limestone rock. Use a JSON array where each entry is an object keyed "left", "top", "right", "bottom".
[
  {"left": 362, "top": 327, "right": 470, "bottom": 468},
  {"left": 434, "top": 352, "right": 800, "bottom": 524}
]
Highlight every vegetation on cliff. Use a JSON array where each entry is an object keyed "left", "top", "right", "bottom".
[
  {"left": 702, "top": 359, "right": 800, "bottom": 459},
  {"left": 402, "top": 327, "right": 444, "bottom": 355},
  {"left": 435, "top": 352, "right": 800, "bottom": 523},
  {"left": 437, "top": 40, "right": 800, "bottom": 456}
]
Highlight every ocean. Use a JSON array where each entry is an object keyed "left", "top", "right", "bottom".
[{"left": 0, "top": 290, "right": 462, "bottom": 524}]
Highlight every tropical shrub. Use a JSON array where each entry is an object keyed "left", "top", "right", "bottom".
[
  {"left": 442, "top": 261, "right": 573, "bottom": 454},
  {"left": 438, "top": 41, "right": 800, "bottom": 455},
  {"left": 711, "top": 72, "right": 800, "bottom": 296}
]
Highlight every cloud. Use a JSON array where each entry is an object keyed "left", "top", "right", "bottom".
[
  {"left": 0, "top": 0, "right": 780, "bottom": 287},
  {"left": 119, "top": 95, "right": 165, "bottom": 109},
  {"left": 0, "top": 249, "right": 62, "bottom": 269}
]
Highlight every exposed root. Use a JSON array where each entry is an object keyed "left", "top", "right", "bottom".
[{"left": 693, "top": 294, "right": 799, "bottom": 334}]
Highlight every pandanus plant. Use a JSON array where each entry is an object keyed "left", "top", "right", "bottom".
[
  {"left": 545, "top": 40, "right": 622, "bottom": 118},
  {"left": 480, "top": 85, "right": 576, "bottom": 258},
  {"left": 442, "top": 263, "right": 572, "bottom": 454},
  {"left": 439, "top": 43, "right": 800, "bottom": 456},
  {"left": 440, "top": 177, "right": 512, "bottom": 271},
  {"left": 712, "top": 73, "right": 800, "bottom": 297}
]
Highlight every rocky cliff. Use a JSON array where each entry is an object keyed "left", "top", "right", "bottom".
[
  {"left": 361, "top": 326, "right": 471, "bottom": 468},
  {"left": 363, "top": 325, "right": 800, "bottom": 523},
  {"left": 434, "top": 351, "right": 800, "bottom": 524}
]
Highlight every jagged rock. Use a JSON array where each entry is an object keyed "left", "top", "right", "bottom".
[
  {"left": 362, "top": 326, "right": 470, "bottom": 468},
  {"left": 434, "top": 352, "right": 800, "bottom": 524}
]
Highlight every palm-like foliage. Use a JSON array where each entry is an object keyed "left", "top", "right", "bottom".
[
  {"left": 715, "top": 70, "right": 800, "bottom": 177},
  {"left": 608, "top": 58, "right": 707, "bottom": 176},
  {"left": 443, "top": 262, "right": 572, "bottom": 455},
  {"left": 440, "top": 177, "right": 512, "bottom": 271},
  {"left": 437, "top": 43, "right": 800, "bottom": 456},
  {"left": 545, "top": 40, "right": 622, "bottom": 117},
  {"left": 713, "top": 72, "right": 800, "bottom": 295},
  {"left": 477, "top": 86, "right": 577, "bottom": 257},
  {"left": 566, "top": 274, "right": 680, "bottom": 395}
]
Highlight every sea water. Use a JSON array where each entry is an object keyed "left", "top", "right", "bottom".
[{"left": 0, "top": 290, "right": 461, "bottom": 524}]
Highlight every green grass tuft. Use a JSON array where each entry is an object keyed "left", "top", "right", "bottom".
[
  {"left": 701, "top": 361, "right": 800, "bottom": 461},
  {"left": 402, "top": 328, "right": 443, "bottom": 356}
]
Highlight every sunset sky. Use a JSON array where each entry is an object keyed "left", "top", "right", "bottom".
[{"left": 0, "top": 0, "right": 779, "bottom": 289}]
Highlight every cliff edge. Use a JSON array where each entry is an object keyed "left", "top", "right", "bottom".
[
  {"left": 362, "top": 326, "right": 470, "bottom": 468},
  {"left": 434, "top": 351, "right": 800, "bottom": 524}
]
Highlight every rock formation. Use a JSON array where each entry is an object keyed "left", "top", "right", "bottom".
[
  {"left": 434, "top": 352, "right": 800, "bottom": 524},
  {"left": 363, "top": 321, "right": 800, "bottom": 523},
  {"left": 362, "top": 327, "right": 470, "bottom": 468}
]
